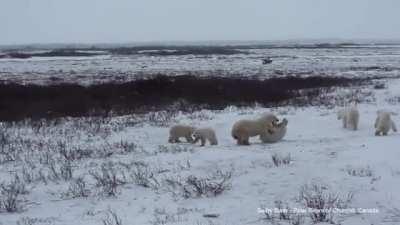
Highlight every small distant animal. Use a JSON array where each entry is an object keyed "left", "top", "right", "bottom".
[
  {"left": 375, "top": 110, "right": 397, "bottom": 136},
  {"left": 231, "top": 113, "right": 279, "bottom": 145},
  {"left": 192, "top": 128, "right": 218, "bottom": 146},
  {"left": 262, "top": 58, "right": 273, "bottom": 64},
  {"left": 337, "top": 104, "right": 359, "bottom": 130},
  {"left": 168, "top": 125, "right": 196, "bottom": 143}
]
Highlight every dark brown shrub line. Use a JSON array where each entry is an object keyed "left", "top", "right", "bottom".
[{"left": 0, "top": 75, "right": 368, "bottom": 121}]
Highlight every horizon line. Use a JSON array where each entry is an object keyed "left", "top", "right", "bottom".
[{"left": 2, "top": 38, "right": 400, "bottom": 48}]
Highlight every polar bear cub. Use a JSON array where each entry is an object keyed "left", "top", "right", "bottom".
[
  {"left": 168, "top": 125, "right": 196, "bottom": 143},
  {"left": 260, "top": 118, "right": 288, "bottom": 143},
  {"left": 337, "top": 104, "right": 359, "bottom": 130},
  {"left": 231, "top": 113, "right": 279, "bottom": 145},
  {"left": 375, "top": 110, "right": 397, "bottom": 136},
  {"left": 192, "top": 128, "right": 218, "bottom": 146}
]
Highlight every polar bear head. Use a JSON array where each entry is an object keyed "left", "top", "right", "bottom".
[{"left": 337, "top": 109, "right": 345, "bottom": 120}]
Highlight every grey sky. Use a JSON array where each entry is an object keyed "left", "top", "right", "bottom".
[{"left": 1, "top": 0, "right": 400, "bottom": 45}]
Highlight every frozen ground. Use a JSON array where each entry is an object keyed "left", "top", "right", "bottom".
[
  {"left": 1, "top": 45, "right": 400, "bottom": 85},
  {"left": 0, "top": 77, "right": 399, "bottom": 225}
]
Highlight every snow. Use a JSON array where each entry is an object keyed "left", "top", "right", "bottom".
[
  {"left": 1, "top": 46, "right": 400, "bottom": 85},
  {"left": 0, "top": 77, "right": 399, "bottom": 225},
  {"left": 1, "top": 44, "right": 400, "bottom": 224}
]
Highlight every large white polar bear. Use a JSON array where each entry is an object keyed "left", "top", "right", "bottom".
[
  {"left": 260, "top": 118, "right": 288, "bottom": 143},
  {"left": 168, "top": 125, "right": 196, "bottom": 143},
  {"left": 231, "top": 113, "right": 279, "bottom": 145},
  {"left": 192, "top": 128, "right": 218, "bottom": 146},
  {"left": 375, "top": 110, "right": 397, "bottom": 136},
  {"left": 337, "top": 104, "right": 359, "bottom": 130}
]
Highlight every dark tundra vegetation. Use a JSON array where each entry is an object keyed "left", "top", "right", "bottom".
[
  {"left": 0, "top": 42, "right": 381, "bottom": 58},
  {"left": 0, "top": 49, "right": 103, "bottom": 59},
  {"left": 0, "top": 75, "right": 370, "bottom": 121},
  {"left": 0, "top": 46, "right": 245, "bottom": 58}
]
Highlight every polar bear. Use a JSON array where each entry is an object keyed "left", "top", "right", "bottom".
[
  {"left": 375, "top": 110, "right": 397, "bottom": 136},
  {"left": 168, "top": 125, "right": 196, "bottom": 143},
  {"left": 231, "top": 113, "right": 279, "bottom": 145},
  {"left": 337, "top": 104, "right": 359, "bottom": 130},
  {"left": 260, "top": 118, "right": 288, "bottom": 143},
  {"left": 192, "top": 128, "right": 218, "bottom": 146}
]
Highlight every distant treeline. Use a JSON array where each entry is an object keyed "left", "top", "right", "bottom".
[{"left": 0, "top": 75, "right": 368, "bottom": 121}]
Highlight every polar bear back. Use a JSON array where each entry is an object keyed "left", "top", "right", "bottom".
[
  {"left": 232, "top": 120, "right": 264, "bottom": 138},
  {"left": 232, "top": 113, "right": 278, "bottom": 138},
  {"left": 169, "top": 125, "right": 195, "bottom": 137}
]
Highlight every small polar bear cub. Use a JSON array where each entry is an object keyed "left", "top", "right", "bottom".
[
  {"left": 375, "top": 110, "right": 397, "bottom": 136},
  {"left": 231, "top": 113, "right": 279, "bottom": 145},
  {"left": 337, "top": 104, "right": 359, "bottom": 130},
  {"left": 168, "top": 125, "right": 196, "bottom": 143},
  {"left": 192, "top": 128, "right": 218, "bottom": 146}
]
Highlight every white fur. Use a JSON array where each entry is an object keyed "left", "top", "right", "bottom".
[
  {"left": 192, "top": 128, "right": 218, "bottom": 146},
  {"left": 375, "top": 110, "right": 397, "bottom": 136},
  {"left": 337, "top": 105, "right": 359, "bottom": 130},
  {"left": 260, "top": 118, "right": 288, "bottom": 143},
  {"left": 168, "top": 125, "right": 195, "bottom": 143},
  {"left": 231, "top": 113, "right": 279, "bottom": 145}
]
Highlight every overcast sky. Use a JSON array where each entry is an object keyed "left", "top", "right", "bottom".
[{"left": 1, "top": 0, "right": 400, "bottom": 45}]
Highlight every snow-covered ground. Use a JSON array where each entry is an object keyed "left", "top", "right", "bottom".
[
  {"left": 1, "top": 45, "right": 400, "bottom": 85},
  {"left": 0, "top": 77, "right": 399, "bottom": 225}
]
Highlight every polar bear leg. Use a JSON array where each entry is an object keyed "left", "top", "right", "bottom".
[
  {"left": 192, "top": 136, "right": 200, "bottom": 144},
  {"left": 240, "top": 137, "right": 250, "bottom": 145},
  {"left": 200, "top": 137, "right": 206, "bottom": 146},
  {"left": 169, "top": 136, "right": 180, "bottom": 143},
  {"left": 352, "top": 119, "right": 358, "bottom": 130},
  {"left": 208, "top": 132, "right": 218, "bottom": 145},
  {"left": 209, "top": 135, "right": 218, "bottom": 145},
  {"left": 392, "top": 121, "right": 397, "bottom": 132},
  {"left": 355, "top": 113, "right": 359, "bottom": 130},
  {"left": 237, "top": 135, "right": 249, "bottom": 145},
  {"left": 185, "top": 135, "right": 194, "bottom": 143}
]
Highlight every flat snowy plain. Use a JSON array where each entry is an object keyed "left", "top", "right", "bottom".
[
  {"left": 0, "top": 78, "right": 399, "bottom": 225},
  {"left": 1, "top": 44, "right": 400, "bottom": 225}
]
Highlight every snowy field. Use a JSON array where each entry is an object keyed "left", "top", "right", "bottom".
[
  {"left": 1, "top": 44, "right": 400, "bottom": 85},
  {"left": 1, "top": 44, "right": 400, "bottom": 225},
  {"left": 0, "top": 76, "right": 399, "bottom": 225}
]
